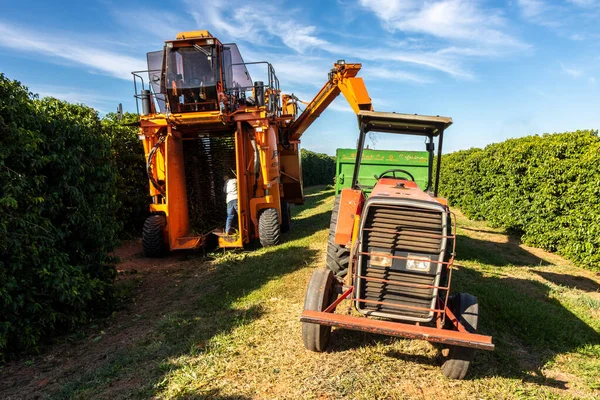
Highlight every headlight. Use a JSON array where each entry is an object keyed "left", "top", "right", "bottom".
[
  {"left": 406, "top": 254, "right": 431, "bottom": 272},
  {"left": 370, "top": 251, "right": 392, "bottom": 267}
]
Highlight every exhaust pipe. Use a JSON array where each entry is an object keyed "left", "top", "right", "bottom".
[
  {"left": 141, "top": 89, "right": 152, "bottom": 115},
  {"left": 254, "top": 81, "right": 265, "bottom": 107}
]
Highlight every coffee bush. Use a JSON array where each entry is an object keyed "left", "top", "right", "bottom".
[
  {"left": 440, "top": 130, "right": 600, "bottom": 271},
  {"left": 0, "top": 75, "right": 120, "bottom": 355},
  {"left": 301, "top": 149, "right": 335, "bottom": 187}
]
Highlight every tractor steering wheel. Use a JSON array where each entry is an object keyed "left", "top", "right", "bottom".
[{"left": 376, "top": 169, "right": 416, "bottom": 182}]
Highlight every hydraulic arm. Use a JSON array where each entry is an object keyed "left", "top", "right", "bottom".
[{"left": 286, "top": 62, "right": 373, "bottom": 141}]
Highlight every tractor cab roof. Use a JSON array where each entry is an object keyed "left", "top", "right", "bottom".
[{"left": 358, "top": 111, "right": 452, "bottom": 137}]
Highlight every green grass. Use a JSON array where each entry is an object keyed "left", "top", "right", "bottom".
[{"left": 35, "top": 187, "right": 600, "bottom": 398}]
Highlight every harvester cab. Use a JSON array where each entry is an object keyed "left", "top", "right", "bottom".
[
  {"left": 301, "top": 111, "right": 495, "bottom": 380},
  {"left": 132, "top": 30, "right": 375, "bottom": 256},
  {"left": 163, "top": 43, "right": 219, "bottom": 111}
]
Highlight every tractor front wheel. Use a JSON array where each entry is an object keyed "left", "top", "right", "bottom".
[
  {"left": 325, "top": 195, "right": 350, "bottom": 280},
  {"left": 441, "top": 293, "right": 479, "bottom": 379},
  {"left": 258, "top": 208, "right": 281, "bottom": 247},
  {"left": 302, "top": 268, "right": 338, "bottom": 352},
  {"left": 280, "top": 201, "right": 291, "bottom": 233},
  {"left": 142, "top": 215, "right": 167, "bottom": 257}
]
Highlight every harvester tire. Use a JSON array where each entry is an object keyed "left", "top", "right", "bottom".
[
  {"left": 258, "top": 208, "right": 281, "bottom": 247},
  {"left": 441, "top": 293, "right": 479, "bottom": 380},
  {"left": 280, "top": 201, "right": 291, "bottom": 233},
  {"left": 326, "top": 195, "right": 350, "bottom": 280},
  {"left": 302, "top": 268, "right": 338, "bottom": 352},
  {"left": 142, "top": 215, "right": 167, "bottom": 257}
]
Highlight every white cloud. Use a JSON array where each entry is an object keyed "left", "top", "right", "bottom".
[
  {"left": 271, "top": 59, "right": 330, "bottom": 88},
  {"left": 567, "top": 0, "right": 598, "bottom": 7},
  {"left": 561, "top": 63, "right": 583, "bottom": 78},
  {"left": 0, "top": 22, "right": 145, "bottom": 80},
  {"left": 186, "top": 0, "right": 328, "bottom": 53},
  {"left": 359, "top": 0, "right": 525, "bottom": 49},
  {"left": 363, "top": 66, "right": 433, "bottom": 84},
  {"left": 193, "top": 1, "right": 253, "bottom": 39},
  {"left": 327, "top": 98, "right": 355, "bottom": 113},
  {"left": 355, "top": 47, "right": 475, "bottom": 79},
  {"left": 183, "top": 0, "right": 489, "bottom": 79},
  {"left": 277, "top": 23, "right": 329, "bottom": 53},
  {"left": 289, "top": 90, "right": 355, "bottom": 114},
  {"left": 517, "top": 0, "right": 599, "bottom": 35},
  {"left": 517, "top": 0, "right": 564, "bottom": 27},
  {"left": 110, "top": 8, "right": 184, "bottom": 42},
  {"left": 233, "top": 45, "right": 331, "bottom": 89},
  {"left": 518, "top": 0, "right": 546, "bottom": 19}
]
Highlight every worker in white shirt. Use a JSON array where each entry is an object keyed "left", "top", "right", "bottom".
[{"left": 223, "top": 175, "right": 238, "bottom": 235}]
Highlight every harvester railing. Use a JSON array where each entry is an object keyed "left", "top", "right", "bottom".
[
  {"left": 132, "top": 69, "right": 166, "bottom": 115},
  {"left": 226, "top": 61, "right": 281, "bottom": 115}
]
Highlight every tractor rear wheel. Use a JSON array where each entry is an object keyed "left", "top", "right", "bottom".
[
  {"left": 441, "top": 293, "right": 479, "bottom": 379},
  {"left": 142, "top": 215, "right": 167, "bottom": 257},
  {"left": 258, "top": 208, "right": 281, "bottom": 247},
  {"left": 325, "top": 195, "right": 350, "bottom": 280},
  {"left": 280, "top": 201, "right": 291, "bottom": 233},
  {"left": 302, "top": 268, "right": 338, "bottom": 352}
]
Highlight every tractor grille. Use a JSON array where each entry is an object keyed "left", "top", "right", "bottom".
[
  {"left": 365, "top": 206, "right": 444, "bottom": 253},
  {"left": 358, "top": 204, "right": 445, "bottom": 321},
  {"left": 183, "top": 135, "right": 236, "bottom": 234},
  {"left": 362, "top": 267, "right": 436, "bottom": 319}
]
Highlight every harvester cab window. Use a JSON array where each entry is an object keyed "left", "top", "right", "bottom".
[
  {"left": 146, "top": 50, "right": 166, "bottom": 113},
  {"left": 222, "top": 43, "right": 253, "bottom": 103},
  {"left": 165, "top": 45, "right": 218, "bottom": 112}
]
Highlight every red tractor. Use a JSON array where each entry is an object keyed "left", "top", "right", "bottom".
[{"left": 301, "top": 111, "right": 494, "bottom": 379}]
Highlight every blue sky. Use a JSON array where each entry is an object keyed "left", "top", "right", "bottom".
[{"left": 1, "top": 0, "right": 599, "bottom": 154}]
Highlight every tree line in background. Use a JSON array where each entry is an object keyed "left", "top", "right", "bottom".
[
  {"left": 439, "top": 130, "right": 600, "bottom": 272},
  {"left": 300, "top": 148, "right": 336, "bottom": 187}
]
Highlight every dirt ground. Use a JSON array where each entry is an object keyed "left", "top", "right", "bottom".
[{"left": 0, "top": 239, "right": 212, "bottom": 399}]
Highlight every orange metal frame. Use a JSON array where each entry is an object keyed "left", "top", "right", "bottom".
[
  {"left": 137, "top": 31, "right": 376, "bottom": 251},
  {"left": 300, "top": 211, "right": 495, "bottom": 351},
  {"left": 334, "top": 188, "right": 365, "bottom": 245}
]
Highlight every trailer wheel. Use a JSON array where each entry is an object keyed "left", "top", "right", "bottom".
[
  {"left": 326, "top": 195, "right": 350, "bottom": 280},
  {"left": 302, "top": 268, "right": 338, "bottom": 352},
  {"left": 258, "top": 208, "right": 281, "bottom": 247},
  {"left": 441, "top": 293, "right": 479, "bottom": 379},
  {"left": 280, "top": 201, "right": 291, "bottom": 233},
  {"left": 142, "top": 215, "right": 167, "bottom": 257}
]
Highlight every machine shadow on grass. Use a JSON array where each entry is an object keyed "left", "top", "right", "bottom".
[
  {"left": 455, "top": 233, "right": 552, "bottom": 267},
  {"left": 532, "top": 270, "right": 600, "bottom": 293},
  {"left": 326, "top": 234, "right": 599, "bottom": 390},
  {"left": 133, "top": 196, "right": 334, "bottom": 397},
  {"left": 452, "top": 263, "right": 599, "bottom": 387},
  {"left": 50, "top": 188, "right": 335, "bottom": 399}
]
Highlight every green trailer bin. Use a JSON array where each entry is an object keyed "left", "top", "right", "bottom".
[{"left": 334, "top": 148, "right": 430, "bottom": 195}]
